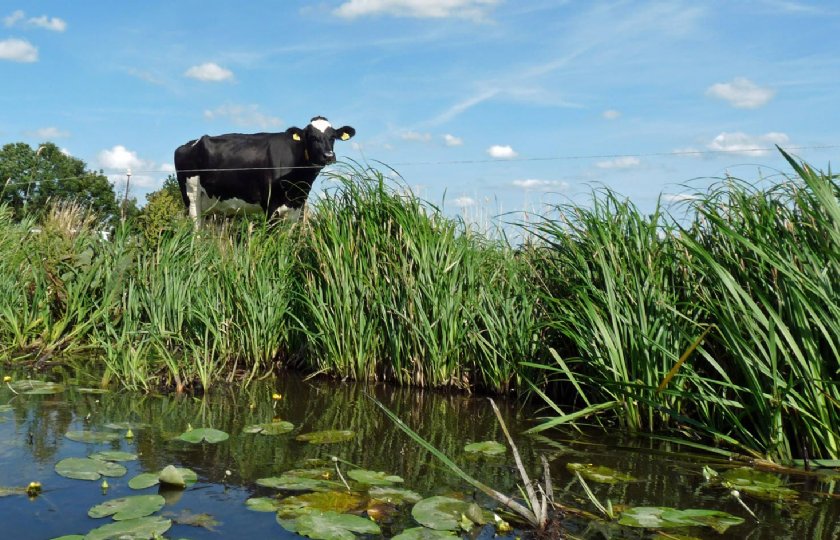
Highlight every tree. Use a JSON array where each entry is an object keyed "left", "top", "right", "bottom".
[
  {"left": 0, "top": 142, "right": 120, "bottom": 223},
  {"left": 137, "top": 174, "right": 186, "bottom": 241}
]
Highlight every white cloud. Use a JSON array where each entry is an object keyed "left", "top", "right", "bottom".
[
  {"left": 203, "top": 104, "right": 283, "bottom": 129},
  {"left": 487, "top": 144, "right": 517, "bottom": 159},
  {"left": 707, "top": 131, "right": 789, "bottom": 156},
  {"left": 97, "top": 146, "right": 167, "bottom": 190},
  {"left": 98, "top": 145, "right": 146, "bottom": 171},
  {"left": 512, "top": 179, "right": 569, "bottom": 191},
  {"left": 453, "top": 196, "right": 477, "bottom": 207},
  {"left": 596, "top": 156, "right": 640, "bottom": 169},
  {"left": 4, "top": 10, "right": 24, "bottom": 26},
  {"left": 25, "top": 126, "right": 70, "bottom": 139},
  {"left": 0, "top": 38, "right": 38, "bottom": 62},
  {"left": 4, "top": 10, "right": 66, "bottom": 31},
  {"left": 443, "top": 134, "right": 463, "bottom": 146},
  {"left": 706, "top": 77, "right": 775, "bottom": 109},
  {"left": 334, "top": 0, "right": 499, "bottom": 21},
  {"left": 602, "top": 109, "right": 621, "bottom": 120},
  {"left": 185, "top": 62, "right": 234, "bottom": 82},
  {"left": 27, "top": 15, "right": 66, "bottom": 32},
  {"left": 400, "top": 130, "right": 432, "bottom": 142}
]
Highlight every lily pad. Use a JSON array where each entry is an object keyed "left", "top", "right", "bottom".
[
  {"left": 275, "top": 490, "right": 366, "bottom": 519},
  {"left": 55, "top": 457, "right": 127, "bottom": 480},
  {"left": 84, "top": 516, "right": 171, "bottom": 540},
  {"left": 0, "top": 405, "right": 13, "bottom": 413},
  {"left": 128, "top": 466, "right": 198, "bottom": 490},
  {"left": 65, "top": 431, "right": 121, "bottom": 444},
  {"left": 178, "top": 427, "right": 229, "bottom": 444},
  {"left": 9, "top": 380, "right": 65, "bottom": 395},
  {"left": 368, "top": 486, "right": 423, "bottom": 504},
  {"left": 346, "top": 469, "right": 404, "bottom": 486},
  {"left": 243, "top": 421, "right": 295, "bottom": 435},
  {"left": 567, "top": 462, "right": 635, "bottom": 484},
  {"left": 256, "top": 474, "right": 343, "bottom": 492},
  {"left": 281, "top": 510, "right": 381, "bottom": 540},
  {"left": 618, "top": 507, "right": 745, "bottom": 534},
  {"left": 411, "top": 496, "right": 487, "bottom": 531},
  {"left": 164, "top": 509, "right": 220, "bottom": 530},
  {"left": 246, "top": 496, "right": 281, "bottom": 512},
  {"left": 295, "top": 430, "right": 355, "bottom": 444},
  {"left": 392, "top": 528, "right": 458, "bottom": 539},
  {"left": 464, "top": 441, "right": 506, "bottom": 456},
  {"left": 88, "top": 494, "right": 165, "bottom": 521},
  {"left": 90, "top": 451, "right": 138, "bottom": 462},
  {"left": 720, "top": 467, "right": 798, "bottom": 500},
  {"left": 49, "top": 536, "right": 85, "bottom": 540}
]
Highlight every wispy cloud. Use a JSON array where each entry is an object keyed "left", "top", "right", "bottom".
[
  {"left": 333, "top": 0, "right": 500, "bottom": 22},
  {"left": 25, "top": 126, "right": 70, "bottom": 139},
  {"left": 707, "top": 131, "right": 789, "bottom": 156},
  {"left": 443, "top": 134, "right": 463, "bottom": 146},
  {"left": 429, "top": 89, "right": 499, "bottom": 126},
  {"left": 512, "top": 178, "right": 569, "bottom": 192},
  {"left": 602, "top": 109, "right": 621, "bottom": 120},
  {"left": 487, "top": 145, "right": 517, "bottom": 159},
  {"left": 706, "top": 77, "right": 775, "bottom": 108},
  {"left": 203, "top": 104, "right": 283, "bottom": 129},
  {"left": 185, "top": 62, "right": 234, "bottom": 82},
  {"left": 452, "top": 195, "right": 477, "bottom": 207},
  {"left": 0, "top": 38, "right": 37, "bottom": 62},
  {"left": 4, "top": 10, "right": 66, "bottom": 31},
  {"left": 596, "top": 156, "right": 640, "bottom": 169},
  {"left": 400, "top": 130, "right": 432, "bottom": 142}
]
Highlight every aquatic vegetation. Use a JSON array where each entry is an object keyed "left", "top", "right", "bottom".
[
  {"left": 87, "top": 494, "right": 165, "bottom": 521},
  {"left": 177, "top": 426, "right": 229, "bottom": 443},
  {"left": 295, "top": 429, "right": 355, "bottom": 444},
  {"left": 617, "top": 507, "right": 744, "bottom": 534},
  {"left": 127, "top": 466, "right": 198, "bottom": 490},
  {"left": 54, "top": 457, "right": 126, "bottom": 480},
  {"left": 464, "top": 440, "right": 506, "bottom": 456}
]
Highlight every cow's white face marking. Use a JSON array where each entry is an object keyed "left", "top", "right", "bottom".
[{"left": 310, "top": 118, "right": 332, "bottom": 133}]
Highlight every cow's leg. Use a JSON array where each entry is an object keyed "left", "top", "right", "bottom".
[{"left": 185, "top": 175, "right": 202, "bottom": 227}]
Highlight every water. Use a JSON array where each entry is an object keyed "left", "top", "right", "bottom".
[{"left": 0, "top": 371, "right": 838, "bottom": 539}]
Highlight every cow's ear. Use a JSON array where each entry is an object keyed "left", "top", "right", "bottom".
[
  {"left": 286, "top": 127, "right": 304, "bottom": 142},
  {"left": 335, "top": 126, "right": 355, "bottom": 141}
]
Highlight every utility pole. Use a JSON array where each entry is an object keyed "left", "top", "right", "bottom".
[{"left": 121, "top": 168, "right": 131, "bottom": 223}]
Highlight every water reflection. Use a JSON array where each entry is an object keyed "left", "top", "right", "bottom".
[{"left": 0, "top": 371, "right": 838, "bottom": 539}]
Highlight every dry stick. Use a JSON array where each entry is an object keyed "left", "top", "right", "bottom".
[
  {"left": 488, "top": 398, "right": 544, "bottom": 526},
  {"left": 540, "top": 455, "right": 553, "bottom": 524}
]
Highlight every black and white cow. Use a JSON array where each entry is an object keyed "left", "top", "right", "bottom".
[{"left": 174, "top": 116, "right": 355, "bottom": 222}]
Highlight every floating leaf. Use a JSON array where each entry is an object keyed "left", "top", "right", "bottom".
[
  {"left": 55, "top": 457, "right": 127, "bottom": 481},
  {"left": 84, "top": 516, "right": 171, "bottom": 540},
  {"left": 281, "top": 510, "right": 381, "bottom": 540},
  {"left": 464, "top": 441, "right": 506, "bottom": 456},
  {"left": 88, "top": 494, "right": 165, "bottom": 521},
  {"left": 346, "top": 469, "right": 403, "bottom": 486},
  {"left": 243, "top": 421, "right": 294, "bottom": 435},
  {"left": 284, "top": 468, "right": 334, "bottom": 480},
  {"left": 165, "top": 509, "right": 220, "bottom": 530},
  {"left": 275, "top": 490, "right": 366, "bottom": 519},
  {"left": 65, "top": 431, "right": 121, "bottom": 444},
  {"left": 0, "top": 486, "right": 28, "bottom": 497},
  {"left": 0, "top": 405, "right": 13, "bottom": 413},
  {"left": 9, "top": 380, "right": 64, "bottom": 395},
  {"left": 48, "top": 536, "right": 85, "bottom": 540},
  {"left": 566, "top": 462, "right": 635, "bottom": 484},
  {"left": 246, "top": 496, "right": 281, "bottom": 512},
  {"left": 720, "top": 467, "right": 798, "bottom": 500},
  {"left": 295, "top": 430, "right": 355, "bottom": 444},
  {"left": 618, "top": 507, "right": 745, "bottom": 534},
  {"left": 391, "top": 527, "right": 458, "bottom": 539},
  {"left": 256, "top": 475, "right": 342, "bottom": 492},
  {"left": 178, "top": 427, "right": 229, "bottom": 444},
  {"left": 128, "top": 467, "right": 197, "bottom": 490},
  {"left": 368, "top": 486, "right": 423, "bottom": 504},
  {"left": 411, "top": 496, "right": 486, "bottom": 531},
  {"left": 89, "top": 451, "right": 138, "bottom": 462}
]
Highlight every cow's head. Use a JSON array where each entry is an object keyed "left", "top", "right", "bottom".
[{"left": 287, "top": 116, "right": 355, "bottom": 166}]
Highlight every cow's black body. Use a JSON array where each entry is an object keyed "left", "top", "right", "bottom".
[{"left": 174, "top": 117, "right": 354, "bottom": 220}]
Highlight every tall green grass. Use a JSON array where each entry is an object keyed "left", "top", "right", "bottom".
[{"left": 1, "top": 151, "right": 837, "bottom": 463}]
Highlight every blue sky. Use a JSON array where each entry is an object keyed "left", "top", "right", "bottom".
[{"left": 2, "top": 1, "right": 839, "bottom": 222}]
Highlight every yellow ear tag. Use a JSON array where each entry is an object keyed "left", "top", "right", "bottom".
[
  {"left": 340, "top": 132, "right": 350, "bottom": 141},
  {"left": 292, "top": 133, "right": 301, "bottom": 141}
]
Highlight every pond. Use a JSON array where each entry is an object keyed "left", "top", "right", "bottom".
[{"left": 1, "top": 370, "right": 838, "bottom": 539}]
